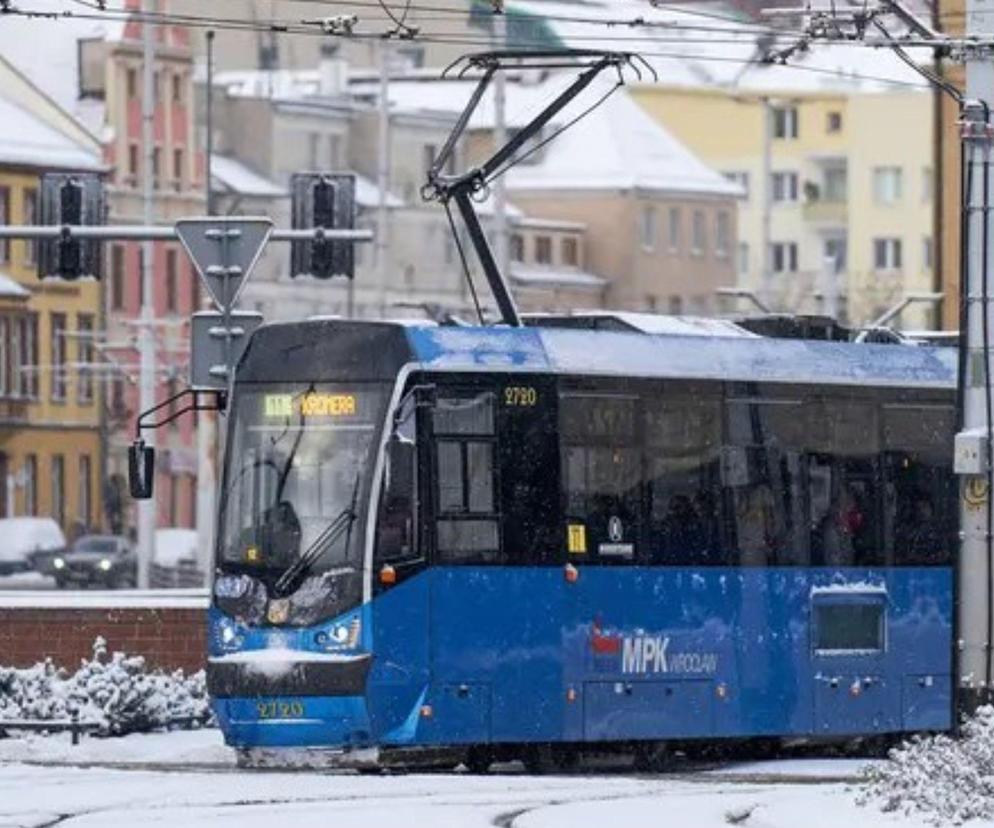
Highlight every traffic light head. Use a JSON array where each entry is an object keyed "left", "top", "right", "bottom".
[
  {"left": 38, "top": 173, "right": 105, "bottom": 280},
  {"left": 290, "top": 172, "right": 357, "bottom": 280}
]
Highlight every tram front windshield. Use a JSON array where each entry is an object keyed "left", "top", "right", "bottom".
[{"left": 218, "top": 383, "right": 387, "bottom": 581}]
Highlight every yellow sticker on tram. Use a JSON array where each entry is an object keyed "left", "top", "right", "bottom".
[{"left": 567, "top": 523, "right": 587, "bottom": 554}]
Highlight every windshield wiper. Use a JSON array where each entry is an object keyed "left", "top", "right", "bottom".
[{"left": 273, "top": 474, "right": 361, "bottom": 596}]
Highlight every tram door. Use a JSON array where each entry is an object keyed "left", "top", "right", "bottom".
[{"left": 426, "top": 379, "right": 564, "bottom": 745}]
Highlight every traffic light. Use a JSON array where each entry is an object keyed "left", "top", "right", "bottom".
[
  {"left": 290, "top": 172, "right": 356, "bottom": 279},
  {"left": 38, "top": 173, "right": 105, "bottom": 280}
]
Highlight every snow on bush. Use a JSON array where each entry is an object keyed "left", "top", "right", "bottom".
[
  {"left": 858, "top": 706, "right": 994, "bottom": 825},
  {"left": 0, "top": 637, "right": 211, "bottom": 736}
]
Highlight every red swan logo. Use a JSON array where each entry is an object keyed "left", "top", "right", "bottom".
[{"left": 590, "top": 617, "right": 621, "bottom": 655}]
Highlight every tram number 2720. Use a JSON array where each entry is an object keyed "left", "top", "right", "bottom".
[
  {"left": 503, "top": 385, "right": 537, "bottom": 407},
  {"left": 257, "top": 700, "right": 306, "bottom": 719}
]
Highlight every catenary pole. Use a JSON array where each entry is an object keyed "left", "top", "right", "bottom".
[
  {"left": 957, "top": 0, "right": 994, "bottom": 708},
  {"left": 137, "top": 0, "right": 157, "bottom": 589},
  {"left": 376, "top": 40, "right": 391, "bottom": 317},
  {"left": 760, "top": 97, "right": 773, "bottom": 311},
  {"left": 492, "top": 14, "right": 510, "bottom": 287}
]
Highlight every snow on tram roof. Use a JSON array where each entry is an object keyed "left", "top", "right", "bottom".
[{"left": 403, "top": 323, "right": 957, "bottom": 389}]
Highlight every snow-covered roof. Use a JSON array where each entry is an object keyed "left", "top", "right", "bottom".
[
  {"left": 0, "top": 95, "right": 101, "bottom": 171},
  {"left": 211, "top": 156, "right": 285, "bottom": 199},
  {"left": 504, "top": 84, "right": 741, "bottom": 197},
  {"left": 510, "top": 265, "right": 606, "bottom": 290},
  {"left": 0, "top": 274, "right": 31, "bottom": 300}
]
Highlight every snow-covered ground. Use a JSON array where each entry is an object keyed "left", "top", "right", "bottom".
[{"left": 0, "top": 729, "right": 928, "bottom": 828}]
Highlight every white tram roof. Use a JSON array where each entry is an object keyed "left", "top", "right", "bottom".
[{"left": 403, "top": 320, "right": 957, "bottom": 390}]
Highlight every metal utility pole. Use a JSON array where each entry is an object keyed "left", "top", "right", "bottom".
[
  {"left": 137, "top": 1, "right": 157, "bottom": 588},
  {"left": 760, "top": 97, "right": 773, "bottom": 311},
  {"left": 956, "top": 0, "right": 994, "bottom": 707},
  {"left": 376, "top": 40, "right": 391, "bottom": 317},
  {"left": 492, "top": 14, "right": 510, "bottom": 282},
  {"left": 198, "top": 28, "right": 217, "bottom": 574}
]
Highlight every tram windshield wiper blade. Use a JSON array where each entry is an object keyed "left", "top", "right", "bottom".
[{"left": 273, "top": 473, "right": 361, "bottom": 596}]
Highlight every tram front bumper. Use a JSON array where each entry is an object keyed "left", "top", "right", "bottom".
[{"left": 208, "top": 653, "right": 374, "bottom": 749}]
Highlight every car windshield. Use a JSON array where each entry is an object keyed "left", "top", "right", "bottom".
[
  {"left": 74, "top": 538, "right": 118, "bottom": 554},
  {"left": 217, "top": 383, "right": 388, "bottom": 577}
]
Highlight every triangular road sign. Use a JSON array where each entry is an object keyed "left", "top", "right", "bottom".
[{"left": 175, "top": 216, "right": 273, "bottom": 311}]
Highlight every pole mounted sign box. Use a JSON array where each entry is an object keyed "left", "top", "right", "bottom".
[{"left": 190, "top": 310, "right": 264, "bottom": 390}]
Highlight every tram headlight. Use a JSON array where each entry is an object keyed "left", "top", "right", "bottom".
[
  {"left": 52, "top": 557, "right": 65, "bottom": 570},
  {"left": 319, "top": 616, "right": 361, "bottom": 650},
  {"left": 99, "top": 559, "right": 112, "bottom": 572}
]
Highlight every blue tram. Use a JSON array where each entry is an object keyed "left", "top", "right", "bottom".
[{"left": 206, "top": 315, "right": 957, "bottom": 767}]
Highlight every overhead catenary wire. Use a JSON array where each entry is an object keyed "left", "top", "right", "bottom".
[{"left": 2, "top": 4, "right": 937, "bottom": 92}]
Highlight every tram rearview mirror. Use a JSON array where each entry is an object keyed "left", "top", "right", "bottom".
[{"left": 128, "top": 440, "right": 155, "bottom": 499}]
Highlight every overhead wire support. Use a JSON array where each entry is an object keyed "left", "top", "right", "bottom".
[{"left": 421, "top": 49, "right": 653, "bottom": 328}]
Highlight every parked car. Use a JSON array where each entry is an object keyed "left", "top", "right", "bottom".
[
  {"left": 0, "top": 517, "right": 66, "bottom": 576},
  {"left": 52, "top": 535, "right": 136, "bottom": 588}
]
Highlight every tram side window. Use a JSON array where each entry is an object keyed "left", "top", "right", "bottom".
[
  {"left": 561, "top": 394, "right": 639, "bottom": 564},
  {"left": 883, "top": 404, "right": 956, "bottom": 566},
  {"left": 375, "top": 395, "right": 419, "bottom": 565},
  {"left": 645, "top": 395, "right": 723, "bottom": 565},
  {"left": 433, "top": 393, "right": 500, "bottom": 564},
  {"left": 724, "top": 399, "right": 809, "bottom": 566},
  {"left": 806, "top": 399, "right": 882, "bottom": 567}
]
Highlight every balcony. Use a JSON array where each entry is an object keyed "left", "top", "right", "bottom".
[
  {"left": 0, "top": 396, "right": 31, "bottom": 425},
  {"left": 802, "top": 198, "right": 848, "bottom": 226}
]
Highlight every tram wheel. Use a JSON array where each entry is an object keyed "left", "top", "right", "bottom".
[
  {"left": 522, "top": 744, "right": 577, "bottom": 774},
  {"left": 465, "top": 747, "right": 494, "bottom": 774},
  {"left": 633, "top": 742, "right": 671, "bottom": 773}
]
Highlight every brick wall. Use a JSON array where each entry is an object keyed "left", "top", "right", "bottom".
[{"left": 0, "top": 594, "right": 208, "bottom": 673}]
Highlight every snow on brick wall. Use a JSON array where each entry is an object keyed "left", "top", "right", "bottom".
[{"left": 0, "top": 607, "right": 207, "bottom": 673}]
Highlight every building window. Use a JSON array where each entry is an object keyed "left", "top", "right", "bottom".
[
  {"left": 77, "top": 314, "right": 94, "bottom": 404},
  {"left": 22, "top": 188, "right": 37, "bottom": 266},
  {"left": 691, "top": 210, "right": 706, "bottom": 255},
  {"left": 873, "top": 167, "right": 903, "bottom": 204},
  {"left": 110, "top": 244, "right": 125, "bottom": 310},
  {"left": 0, "top": 186, "right": 9, "bottom": 264},
  {"left": 771, "top": 171, "right": 799, "bottom": 203},
  {"left": 561, "top": 236, "right": 578, "bottom": 267},
  {"left": 668, "top": 207, "right": 681, "bottom": 251},
  {"left": 126, "top": 67, "right": 137, "bottom": 99},
  {"left": 51, "top": 455, "right": 65, "bottom": 528},
  {"left": 171, "top": 72, "right": 182, "bottom": 104},
  {"left": 138, "top": 246, "right": 145, "bottom": 308},
  {"left": 668, "top": 295, "right": 684, "bottom": 314},
  {"left": 923, "top": 236, "right": 934, "bottom": 271},
  {"left": 922, "top": 167, "right": 934, "bottom": 202},
  {"left": 715, "top": 211, "right": 730, "bottom": 258},
  {"left": 422, "top": 144, "right": 437, "bottom": 176},
  {"left": 23, "top": 455, "right": 36, "bottom": 516},
  {"left": 723, "top": 171, "right": 749, "bottom": 199},
  {"left": 165, "top": 248, "right": 178, "bottom": 313},
  {"left": 308, "top": 132, "right": 321, "bottom": 168},
  {"left": 510, "top": 233, "right": 524, "bottom": 263},
  {"left": 152, "top": 147, "right": 161, "bottom": 189},
  {"left": 0, "top": 318, "right": 7, "bottom": 396},
  {"left": 738, "top": 241, "right": 750, "bottom": 275},
  {"left": 18, "top": 315, "right": 37, "bottom": 398},
  {"left": 827, "top": 111, "right": 843, "bottom": 133},
  {"left": 771, "top": 242, "right": 799, "bottom": 274},
  {"left": 111, "top": 377, "right": 125, "bottom": 416},
  {"left": 172, "top": 148, "right": 183, "bottom": 191},
  {"left": 772, "top": 105, "right": 798, "bottom": 139},
  {"left": 824, "top": 237, "right": 847, "bottom": 272},
  {"left": 50, "top": 312, "right": 66, "bottom": 402},
  {"left": 640, "top": 205, "right": 657, "bottom": 251},
  {"left": 873, "top": 237, "right": 903, "bottom": 271},
  {"left": 127, "top": 143, "right": 139, "bottom": 185},
  {"left": 327, "top": 134, "right": 341, "bottom": 168},
  {"left": 535, "top": 235, "right": 552, "bottom": 265},
  {"left": 823, "top": 166, "right": 848, "bottom": 202},
  {"left": 78, "top": 454, "right": 91, "bottom": 529}
]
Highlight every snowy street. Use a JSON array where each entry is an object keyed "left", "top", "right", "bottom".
[{"left": 0, "top": 731, "right": 928, "bottom": 828}]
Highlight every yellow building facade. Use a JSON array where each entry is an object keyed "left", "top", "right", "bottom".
[
  {"left": 0, "top": 168, "right": 103, "bottom": 537},
  {"left": 632, "top": 85, "right": 937, "bottom": 329}
]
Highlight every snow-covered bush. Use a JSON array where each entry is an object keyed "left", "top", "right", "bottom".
[
  {"left": 0, "top": 637, "right": 211, "bottom": 736},
  {"left": 858, "top": 705, "right": 994, "bottom": 825}
]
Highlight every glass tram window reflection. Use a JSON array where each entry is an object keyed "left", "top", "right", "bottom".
[
  {"left": 644, "top": 393, "right": 723, "bottom": 565},
  {"left": 433, "top": 392, "right": 500, "bottom": 564},
  {"left": 217, "top": 384, "right": 387, "bottom": 577}
]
